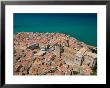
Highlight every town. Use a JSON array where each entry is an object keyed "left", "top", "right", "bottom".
[{"left": 13, "top": 32, "right": 97, "bottom": 75}]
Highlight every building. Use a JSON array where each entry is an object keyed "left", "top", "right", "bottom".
[
  {"left": 80, "top": 65, "right": 92, "bottom": 75},
  {"left": 63, "top": 46, "right": 77, "bottom": 55},
  {"left": 44, "top": 52, "right": 55, "bottom": 62},
  {"left": 62, "top": 46, "right": 83, "bottom": 66},
  {"left": 73, "top": 47, "right": 88, "bottom": 66},
  {"left": 54, "top": 45, "right": 61, "bottom": 58},
  {"left": 75, "top": 47, "right": 88, "bottom": 58},
  {"left": 73, "top": 56, "right": 82, "bottom": 66},
  {"left": 83, "top": 51, "right": 97, "bottom": 68},
  {"left": 72, "top": 65, "right": 80, "bottom": 73},
  {"left": 62, "top": 52, "right": 75, "bottom": 66}
]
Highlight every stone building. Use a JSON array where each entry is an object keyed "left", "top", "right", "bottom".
[
  {"left": 62, "top": 52, "right": 75, "bottom": 66},
  {"left": 83, "top": 51, "right": 97, "bottom": 68},
  {"left": 63, "top": 46, "right": 77, "bottom": 55},
  {"left": 73, "top": 47, "right": 88, "bottom": 66},
  {"left": 54, "top": 45, "right": 61, "bottom": 58},
  {"left": 62, "top": 46, "right": 78, "bottom": 66},
  {"left": 80, "top": 65, "right": 92, "bottom": 75}
]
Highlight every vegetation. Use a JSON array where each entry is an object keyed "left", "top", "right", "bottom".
[
  {"left": 73, "top": 71, "right": 79, "bottom": 75},
  {"left": 91, "top": 64, "right": 97, "bottom": 75}
]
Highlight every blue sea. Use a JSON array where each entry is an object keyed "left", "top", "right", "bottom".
[{"left": 14, "top": 13, "right": 97, "bottom": 46}]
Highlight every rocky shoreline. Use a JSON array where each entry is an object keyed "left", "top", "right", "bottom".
[{"left": 13, "top": 32, "right": 97, "bottom": 75}]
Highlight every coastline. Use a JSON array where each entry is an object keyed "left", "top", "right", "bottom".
[{"left": 14, "top": 32, "right": 97, "bottom": 47}]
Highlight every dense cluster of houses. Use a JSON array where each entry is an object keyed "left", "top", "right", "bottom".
[{"left": 13, "top": 32, "right": 97, "bottom": 75}]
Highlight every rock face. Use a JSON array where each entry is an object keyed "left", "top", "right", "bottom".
[{"left": 13, "top": 32, "right": 97, "bottom": 75}]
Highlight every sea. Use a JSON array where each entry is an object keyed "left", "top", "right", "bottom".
[{"left": 14, "top": 13, "right": 97, "bottom": 46}]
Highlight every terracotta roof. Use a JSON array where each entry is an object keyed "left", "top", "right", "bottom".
[
  {"left": 65, "top": 70, "right": 72, "bottom": 75},
  {"left": 58, "top": 65, "right": 67, "bottom": 72},
  {"left": 44, "top": 53, "right": 55, "bottom": 61},
  {"left": 21, "top": 60, "right": 29, "bottom": 66},
  {"left": 54, "top": 70, "right": 65, "bottom": 75},
  {"left": 14, "top": 32, "right": 97, "bottom": 75},
  {"left": 33, "top": 58, "right": 42, "bottom": 65},
  {"left": 52, "top": 40, "right": 60, "bottom": 45},
  {"left": 81, "top": 65, "right": 92, "bottom": 75}
]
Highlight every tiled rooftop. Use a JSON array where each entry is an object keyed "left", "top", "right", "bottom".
[{"left": 13, "top": 32, "right": 97, "bottom": 75}]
